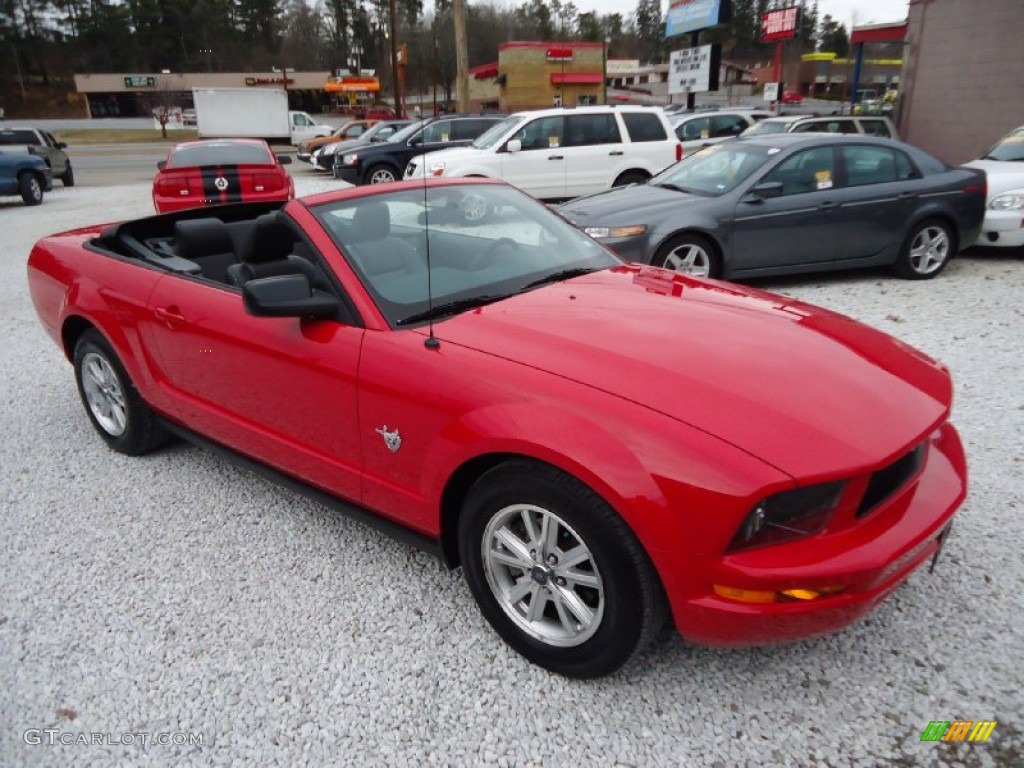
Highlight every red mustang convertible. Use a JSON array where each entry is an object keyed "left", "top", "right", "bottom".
[{"left": 27, "top": 179, "right": 965, "bottom": 677}]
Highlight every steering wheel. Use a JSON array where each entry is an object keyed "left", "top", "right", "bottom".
[{"left": 466, "top": 238, "right": 518, "bottom": 271}]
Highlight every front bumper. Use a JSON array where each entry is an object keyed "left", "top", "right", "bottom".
[
  {"left": 333, "top": 165, "right": 361, "bottom": 184},
  {"left": 657, "top": 422, "right": 967, "bottom": 646},
  {"left": 977, "top": 208, "right": 1024, "bottom": 248}
]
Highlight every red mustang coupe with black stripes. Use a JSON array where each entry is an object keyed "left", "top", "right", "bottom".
[{"left": 152, "top": 139, "right": 294, "bottom": 213}]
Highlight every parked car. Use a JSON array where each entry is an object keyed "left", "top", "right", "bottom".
[
  {"left": 0, "top": 150, "right": 52, "bottom": 205},
  {"left": 27, "top": 178, "right": 966, "bottom": 678},
  {"left": 181, "top": 109, "right": 197, "bottom": 126},
  {"left": 0, "top": 126, "right": 74, "bottom": 186},
  {"left": 781, "top": 90, "right": 804, "bottom": 104},
  {"left": 296, "top": 120, "right": 379, "bottom": 163},
  {"left": 671, "top": 109, "right": 772, "bottom": 153},
  {"left": 152, "top": 139, "right": 293, "bottom": 213},
  {"left": 333, "top": 114, "right": 505, "bottom": 185},
  {"left": 403, "top": 106, "right": 682, "bottom": 201},
  {"left": 964, "top": 124, "right": 1024, "bottom": 248},
  {"left": 741, "top": 114, "right": 899, "bottom": 140},
  {"left": 558, "top": 134, "right": 986, "bottom": 280},
  {"left": 311, "top": 119, "right": 413, "bottom": 171}
]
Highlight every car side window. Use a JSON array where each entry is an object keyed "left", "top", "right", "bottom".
[
  {"left": 564, "top": 114, "right": 621, "bottom": 146},
  {"left": 860, "top": 119, "right": 893, "bottom": 138},
  {"left": 841, "top": 145, "right": 902, "bottom": 186},
  {"left": 794, "top": 120, "right": 857, "bottom": 134},
  {"left": 677, "top": 116, "right": 710, "bottom": 141},
  {"left": 762, "top": 146, "right": 837, "bottom": 196},
  {"left": 452, "top": 119, "right": 495, "bottom": 140},
  {"left": 293, "top": 114, "right": 309, "bottom": 126},
  {"left": 421, "top": 120, "right": 455, "bottom": 143},
  {"left": 621, "top": 112, "right": 668, "bottom": 142},
  {"left": 43, "top": 131, "right": 58, "bottom": 148},
  {"left": 711, "top": 115, "right": 746, "bottom": 138},
  {"left": 515, "top": 117, "right": 565, "bottom": 150}
]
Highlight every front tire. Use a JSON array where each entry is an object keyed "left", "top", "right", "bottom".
[
  {"left": 365, "top": 164, "right": 398, "bottom": 184},
  {"left": 894, "top": 219, "right": 954, "bottom": 279},
  {"left": 458, "top": 460, "right": 664, "bottom": 678},
  {"left": 19, "top": 172, "right": 43, "bottom": 205},
  {"left": 73, "top": 330, "right": 167, "bottom": 455},
  {"left": 655, "top": 233, "right": 721, "bottom": 278}
]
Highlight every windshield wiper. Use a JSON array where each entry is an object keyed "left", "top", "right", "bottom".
[
  {"left": 654, "top": 182, "right": 694, "bottom": 193},
  {"left": 521, "top": 267, "right": 600, "bottom": 291},
  {"left": 396, "top": 294, "right": 510, "bottom": 326}
]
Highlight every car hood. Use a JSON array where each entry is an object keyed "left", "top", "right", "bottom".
[
  {"left": 432, "top": 267, "right": 951, "bottom": 479},
  {"left": 559, "top": 183, "right": 716, "bottom": 226},
  {"left": 963, "top": 159, "right": 1024, "bottom": 195},
  {"left": 417, "top": 146, "right": 488, "bottom": 165},
  {"left": 322, "top": 138, "right": 370, "bottom": 156}
]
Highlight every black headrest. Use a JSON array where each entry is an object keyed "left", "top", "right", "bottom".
[
  {"left": 350, "top": 201, "right": 390, "bottom": 242},
  {"left": 237, "top": 212, "right": 295, "bottom": 264},
  {"left": 174, "top": 218, "right": 232, "bottom": 259}
]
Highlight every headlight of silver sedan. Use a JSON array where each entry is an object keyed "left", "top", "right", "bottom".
[
  {"left": 583, "top": 225, "right": 648, "bottom": 239},
  {"left": 989, "top": 193, "right": 1024, "bottom": 211}
]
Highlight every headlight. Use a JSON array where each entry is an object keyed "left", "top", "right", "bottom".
[
  {"left": 429, "top": 162, "right": 446, "bottom": 177},
  {"left": 583, "top": 224, "right": 648, "bottom": 239},
  {"left": 989, "top": 193, "right": 1024, "bottom": 211},
  {"left": 341, "top": 154, "right": 359, "bottom": 166},
  {"left": 727, "top": 480, "right": 846, "bottom": 552}
]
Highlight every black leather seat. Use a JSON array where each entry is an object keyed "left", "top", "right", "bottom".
[
  {"left": 226, "top": 211, "right": 324, "bottom": 288},
  {"left": 174, "top": 218, "right": 237, "bottom": 282}
]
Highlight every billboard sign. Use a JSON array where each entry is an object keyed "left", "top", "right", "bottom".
[
  {"left": 666, "top": 0, "right": 731, "bottom": 38},
  {"left": 761, "top": 6, "right": 800, "bottom": 42},
  {"left": 668, "top": 44, "right": 721, "bottom": 95}
]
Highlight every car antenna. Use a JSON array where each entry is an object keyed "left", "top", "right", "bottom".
[{"left": 422, "top": 171, "right": 440, "bottom": 349}]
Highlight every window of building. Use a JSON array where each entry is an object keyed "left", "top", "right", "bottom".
[{"left": 577, "top": 94, "right": 598, "bottom": 106}]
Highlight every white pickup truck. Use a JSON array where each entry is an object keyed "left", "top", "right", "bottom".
[{"left": 0, "top": 127, "right": 74, "bottom": 186}]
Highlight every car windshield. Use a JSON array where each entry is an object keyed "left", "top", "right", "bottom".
[
  {"left": 472, "top": 116, "right": 524, "bottom": 149},
  {"left": 650, "top": 143, "right": 772, "bottom": 196},
  {"left": 311, "top": 184, "right": 618, "bottom": 327},
  {"left": 361, "top": 122, "right": 400, "bottom": 142},
  {"left": 387, "top": 120, "right": 428, "bottom": 144},
  {"left": 983, "top": 127, "right": 1024, "bottom": 161},
  {"left": 740, "top": 120, "right": 791, "bottom": 136},
  {"left": 169, "top": 141, "right": 273, "bottom": 167}
]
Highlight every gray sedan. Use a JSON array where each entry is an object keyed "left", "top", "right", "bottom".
[{"left": 558, "top": 134, "right": 986, "bottom": 280}]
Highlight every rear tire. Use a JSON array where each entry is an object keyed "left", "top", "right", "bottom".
[
  {"left": 613, "top": 170, "right": 649, "bottom": 187},
  {"left": 19, "top": 172, "right": 43, "bottom": 205},
  {"left": 458, "top": 460, "right": 665, "bottom": 678},
  {"left": 894, "top": 219, "right": 954, "bottom": 279},
  {"left": 73, "top": 330, "right": 167, "bottom": 455},
  {"left": 61, "top": 163, "right": 75, "bottom": 187}
]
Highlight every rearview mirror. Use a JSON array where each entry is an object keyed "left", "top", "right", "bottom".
[
  {"left": 242, "top": 274, "right": 339, "bottom": 319},
  {"left": 506, "top": 139, "right": 522, "bottom": 153},
  {"left": 277, "top": 155, "right": 292, "bottom": 165},
  {"left": 750, "top": 181, "right": 784, "bottom": 199},
  {"left": 157, "top": 160, "right": 167, "bottom": 170}
]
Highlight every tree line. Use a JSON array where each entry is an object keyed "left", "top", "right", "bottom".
[{"left": 1, "top": 0, "right": 849, "bottom": 98}]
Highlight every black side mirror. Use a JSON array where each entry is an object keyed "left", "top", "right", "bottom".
[
  {"left": 750, "top": 181, "right": 784, "bottom": 200},
  {"left": 409, "top": 135, "right": 422, "bottom": 146},
  {"left": 277, "top": 155, "right": 292, "bottom": 165},
  {"left": 57, "top": 141, "right": 68, "bottom": 149},
  {"left": 242, "top": 274, "right": 339, "bottom": 319},
  {"left": 157, "top": 160, "right": 167, "bottom": 170}
]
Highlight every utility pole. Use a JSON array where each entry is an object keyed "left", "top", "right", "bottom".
[
  {"left": 453, "top": 0, "right": 470, "bottom": 113},
  {"left": 388, "top": 0, "right": 402, "bottom": 117}
]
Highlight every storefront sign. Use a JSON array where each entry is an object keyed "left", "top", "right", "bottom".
[
  {"left": 546, "top": 48, "right": 573, "bottom": 62},
  {"left": 666, "top": 0, "right": 730, "bottom": 38},
  {"left": 124, "top": 76, "right": 156, "bottom": 88},
  {"left": 668, "top": 44, "right": 721, "bottom": 94}
]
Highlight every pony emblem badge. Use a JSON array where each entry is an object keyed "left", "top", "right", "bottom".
[
  {"left": 375, "top": 425, "right": 402, "bottom": 453},
  {"left": 214, "top": 176, "right": 229, "bottom": 191}
]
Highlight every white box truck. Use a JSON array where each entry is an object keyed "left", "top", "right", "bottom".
[{"left": 192, "top": 88, "right": 334, "bottom": 145}]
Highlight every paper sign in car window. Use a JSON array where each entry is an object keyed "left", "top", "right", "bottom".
[
  {"left": 1004, "top": 135, "right": 1024, "bottom": 144},
  {"left": 549, "top": 136, "right": 560, "bottom": 147},
  {"left": 700, "top": 129, "right": 709, "bottom": 139},
  {"left": 441, "top": 133, "right": 450, "bottom": 142},
  {"left": 815, "top": 170, "right": 833, "bottom": 190}
]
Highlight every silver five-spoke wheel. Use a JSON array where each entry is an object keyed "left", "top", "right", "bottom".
[
  {"left": 81, "top": 351, "right": 127, "bottom": 436},
  {"left": 482, "top": 504, "right": 604, "bottom": 647},
  {"left": 662, "top": 242, "right": 711, "bottom": 276},
  {"left": 908, "top": 225, "right": 950, "bottom": 275}
]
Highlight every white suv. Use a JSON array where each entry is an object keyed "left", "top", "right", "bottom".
[{"left": 404, "top": 106, "right": 682, "bottom": 201}]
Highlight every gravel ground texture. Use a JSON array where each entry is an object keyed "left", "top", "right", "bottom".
[{"left": 2, "top": 180, "right": 1023, "bottom": 767}]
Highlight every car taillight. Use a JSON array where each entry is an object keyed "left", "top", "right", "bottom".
[
  {"left": 156, "top": 176, "right": 190, "bottom": 197},
  {"left": 727, "top": 480, "right": 846, "bottom": 552},
  {"left": 253, "top": 173, "right": 284, "bottom": 192},
  {"left": 676, "top": 143, "right": 684, "bottom": 162}
]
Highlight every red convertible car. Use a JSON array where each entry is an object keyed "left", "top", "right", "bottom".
[
  {"left": 27, "top": 180, "right": 966, "bottom": 678},
  {"left": 153, "top": 138, "right": 294, "bottom": 213}
]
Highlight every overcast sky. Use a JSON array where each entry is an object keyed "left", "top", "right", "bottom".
[{"left": 574, "top": 0, "right": 909, "bottom": 29}]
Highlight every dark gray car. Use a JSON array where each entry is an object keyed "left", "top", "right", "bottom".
[{"left": 558, "top": 134, "right": 986, "bottom": 280}]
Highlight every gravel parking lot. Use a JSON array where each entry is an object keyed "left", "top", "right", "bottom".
[{"left": 2, "top": 180, "right": 1022, "bottom": 767}]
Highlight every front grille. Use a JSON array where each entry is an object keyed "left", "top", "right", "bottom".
[{"left": 856, "top": 443, "right": 926, "bottom": 518}]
